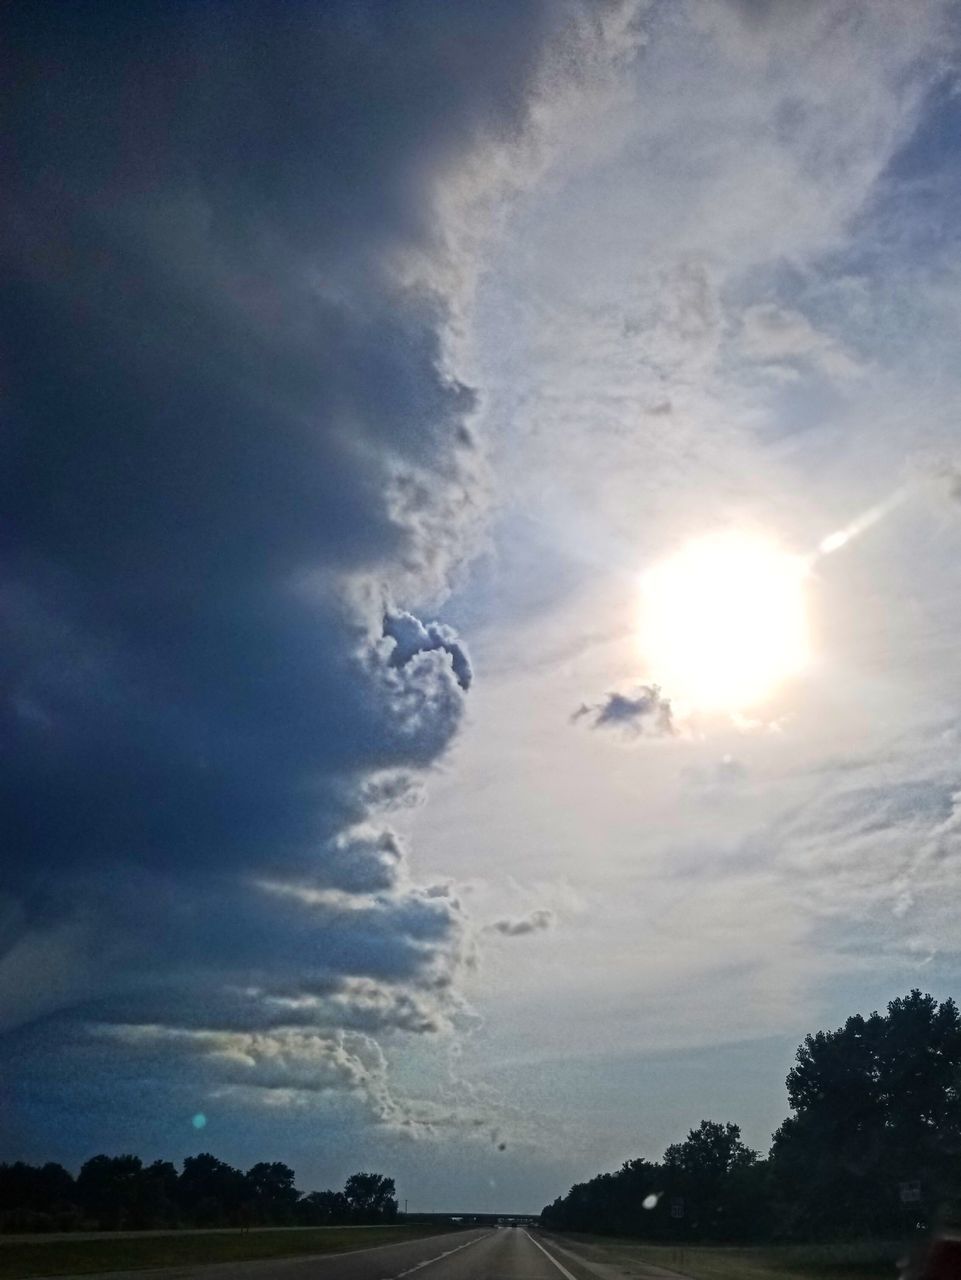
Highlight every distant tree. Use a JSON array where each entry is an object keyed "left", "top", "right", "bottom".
[
  {"left": 599, "top": 1159, "right": 661, "bottom": 1235},
  {"left": 37, "top": 1162, "right": 76, "bottom": 1211},
  {"left": 717, "top": 1157, "right": 772, "bottom": 1241},
  {"left": 771, "top": 990, "right": 961, "bottom": 1237},
  {"left": 0, "top": 1161, "right": 73, "bottom": 1212},
  {"left": 0, "top": 1161, "right": 79, "bottom": 1231},
  {"left": 244, "top": 1162, "right": 299, "bottom": 1224},
  {"left": 0, "top": 1162, "right": 38, "bottom": 1216},
  {"left": 178, "top": 1153, "right": 246, "bottom": 1226},
  {"left": 1, "top": 1153, "right": 403, "bottom": 1235},
  {"left": 541, "top": 1122, "right": 762, "bottom": 1243},
  {"left": 343, "top": 1172, "right": 397, "bottom": 1223},
  {"left": 661, "top": 1121, "right": 758, "bottom": 1240},
  {"left": 77, "top": 1155, "right": 144, "bottom": 1230},
  {"left": 297, "top": 1189, "right": 348, "bottom": 1225},
  {"left": 137, "top": 1160, "right": 180, "bottom": 1228},
  {"left": 664, "top": 1120, "right": 756, "bottom": 1181}
]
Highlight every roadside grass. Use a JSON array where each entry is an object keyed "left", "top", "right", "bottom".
[
  {"left": 546, "top": 1232, "right": 903, "bottom": 1280},
  {"left": 0, "top": 1223, "right": 457, "bottom": 1278}
]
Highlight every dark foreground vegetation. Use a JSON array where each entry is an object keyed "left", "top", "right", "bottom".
[
  {"left": 540, "top": 1233, "right": 902, "bottom": 1280},
  {"left": 542, "top": 990, "right": 961, "bottom": 1242},
  {"left": 0, "top": 1224, "right": 454, "bottom": 1279},
  {"left": 0, "top": 1156, "right": 397, "bottom": 1234}
]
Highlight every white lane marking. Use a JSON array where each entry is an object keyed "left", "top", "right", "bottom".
[
  {"left": 524, "top": 1231, "right": 579, "bottom": 1280},
  {"left": 384, "top": 1230, "right": 490, "bottom": 1279}
]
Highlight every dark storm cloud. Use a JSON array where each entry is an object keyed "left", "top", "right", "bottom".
[
  {"left": 572, "top": 685, "right": 675, "bottom": 736},
  {"left": 316, "top": 829, "right": 406, "bottom": 895},
  {"left": 0, "top": 0, "right": 631, "bottom": 1128}
]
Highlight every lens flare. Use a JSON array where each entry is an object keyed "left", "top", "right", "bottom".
[{"left": 817, "top": 487, "right": 909, "bottom": 558}]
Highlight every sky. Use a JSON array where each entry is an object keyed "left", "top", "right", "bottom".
[{"left": 4, "top": 0, "right": 961, "bottom": 1215}]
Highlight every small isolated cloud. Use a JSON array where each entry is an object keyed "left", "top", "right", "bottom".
[
  {"left": 484, "top": 908, "right": 555, "bottom": 937},
  {"left": 572, "top": 685, "right": 674, "bottom": 737}
]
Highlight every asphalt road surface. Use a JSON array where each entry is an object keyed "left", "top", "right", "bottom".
[{"left": 51, "top": 1227, "right": 685, "bottom": 1280}]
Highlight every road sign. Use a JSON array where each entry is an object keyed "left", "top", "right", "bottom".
[
  {"left": 899, "top": 1180, "right": 921, "bottom": 1204},
  {"left": 670, "top": 1197, "right": 684, "bottom": 1219}
]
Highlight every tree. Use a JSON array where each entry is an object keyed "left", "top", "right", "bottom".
[
  {"left": 0, "top": 1153, "right": 402, "bottom": 1235},
  {"left": 664, "top": 1120, "right": 757, "bottom": 1182},
  {"left": 0, "top": 1161, "right": 79, "bottom": 1231},
  {"left": 662, "top": 1121, "right": 758, "bottom": 1239},
  {"left": 137, "top": 1161, "right": 180, "bottom": 1228},
  {"left": 771, "top": 990, "right": 961, "bottom": 1237},
  {"left": 297, "top": 1189, "right": 348, "bottom": 1225},
  {"left": 178, "top": 1153, "right": 245, "bottom": 1226},
  {"left": 540, "top": 1124, "right": 762, "bottom": 1243},
  {"left": 244, "top": 1162, "right": 299, "bottom": 1224},
  {"left": 77, "top": 1155, "right": 144, "bottom": 1230},
  {"left": 37, "top": 1162, "right": 76, "bottom": 1211},
  {"left": 343, "top": 1172, "right": 397, "bottom": 1223}
]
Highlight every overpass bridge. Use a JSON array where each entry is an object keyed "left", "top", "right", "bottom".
[{"left": 403, "top": 1212, "right": 538, "bottom": 1227}]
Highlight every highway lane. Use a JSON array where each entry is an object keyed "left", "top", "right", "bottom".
[{"left": 48, "top": 1225, "right": 687, "bottom": 1279}]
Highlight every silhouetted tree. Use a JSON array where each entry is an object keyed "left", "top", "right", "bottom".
[
  {"left": 137, "top": 1161, "right": 180, "bottom": 1228},
  {"left": 343, "top": 1172, "right": 398, "bottom": 1223},
  {"left": 0, "top": 1153, "right": 410, "bottom": 1234},
  {"left": 77, "top": 1155, "right": 145, "bottom": 1230},
  {"left": 244, "top": 1162, "right": 299, "bottom": 1224},
  {"left": 540, "top": 1125, "right": 761, "bottom": 1243},
  {"left": 0, "top": 1161, "right": 78, "bottom": 1231},
  {"left": 663, "top": 1120, "right": 758, "bottom": 1237},
  {"left": 297, "top": 1189, "right": 349, "bottom": 1225},
  {"left": 38, "top": 1162, "right": 76, "bottom": 1210},
  {"left": 178, "top": 1153, "right": 246, "bottom": 1226},
  {"left": 771, "top": 990, "right": 961, "bottom": 1238}
]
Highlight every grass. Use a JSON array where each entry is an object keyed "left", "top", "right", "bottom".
[
  {"left": 546, "top": 1232, "right": 903, "bottom": 1280},
  {"left": 0, "top": 1223, "right": 459, "bottom": 1278}
]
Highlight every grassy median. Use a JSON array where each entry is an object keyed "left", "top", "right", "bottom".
[
  {"left": 544, "top": 1232, "right": 902, "bottom": 1280},
  {"left": 0, "top": 1223, "right": 458, "bottom": 1278}
]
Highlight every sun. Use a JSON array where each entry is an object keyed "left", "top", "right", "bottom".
[{"left": 638, "top": 531, "right": 810, "bottom": 713}]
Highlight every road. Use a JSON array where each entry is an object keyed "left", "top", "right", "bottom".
[{"left": 50, "top": 1227, "right": 686, "bottom": 1280}]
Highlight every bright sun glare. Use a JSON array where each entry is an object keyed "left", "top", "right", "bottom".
[{"left": 639, "top": 532, "right": 810, "bottom": 714}]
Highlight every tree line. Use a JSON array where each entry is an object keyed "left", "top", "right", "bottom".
[
  {"left": 541, "top": 990, "right": 961, "bottom": 1241},
  {"left": 0, "top": 1154, "right": 398, "bottom": 1234}
]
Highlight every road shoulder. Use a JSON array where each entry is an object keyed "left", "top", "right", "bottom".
[{"left": 533, "top": 1231, "right": 691, "bottom": 1280}]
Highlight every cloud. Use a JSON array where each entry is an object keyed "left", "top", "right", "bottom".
[
  {"left": 485, "top": 909, "right": 556, "bottom": 937},
  {"left": 96, "top": 1023, "right": 425, "bottom": 1127},
  {"left": 930, "top": 458, "right": 961, "bottom": 504},
  {"left": 383, "top": 610, "right": 473, "bottom": 692},
  {"left": 0, "top": 0, "right": 647, "bottom": 1149},
  {"left": 315, "top": 828, "right": 407, "bottom": 895},
  {"left": 729, "top": 750, "right": 961, "bottom": 971},
  {"left": 573, "top": 685, "right": 674, "bottom": 737},
  {"left": 737, "top": 303, "right": 862, "bottom": 381}
]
